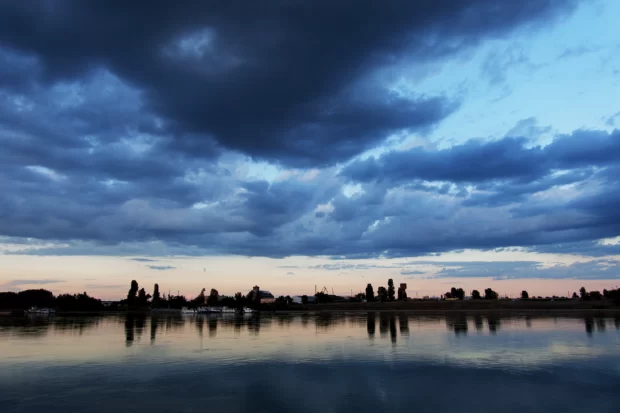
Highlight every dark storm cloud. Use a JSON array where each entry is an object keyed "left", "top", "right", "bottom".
[
  {"left": 0, "top": 0, "right": 578, "bottom": 167},
  {"left": 3, "top": 0, "right": 619, "bottom": 266}
]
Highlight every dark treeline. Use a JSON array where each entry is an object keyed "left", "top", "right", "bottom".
[
  {"left": 2, "top": 280, "right": 620, "bottom": 312},
  {"left": 0, "top": 289, "right": 103, "bottom": 311}
]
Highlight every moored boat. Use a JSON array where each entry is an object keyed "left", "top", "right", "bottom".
[
  {"left": 180, "top": 307, "right": 197, "bottom": 315},
  {"left": 26, "top": 307, "right": 56, "bottom": 315}
]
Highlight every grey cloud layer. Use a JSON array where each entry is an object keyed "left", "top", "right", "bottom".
[
  {"left": 2, "top": 0, "right": 619, "bottom": 271},
  {"left": 432, "top": 259, "right": 620, "bottom": 281},
  {"left": 2, "top": 127, "right": 619, "bottom": 260},
  {"left": 0, "top": 279, "right": 66, "bottom": 288}
]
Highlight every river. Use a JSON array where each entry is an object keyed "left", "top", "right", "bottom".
[{"left": 1, "top": 312, "right": 619, "bottom": 412}]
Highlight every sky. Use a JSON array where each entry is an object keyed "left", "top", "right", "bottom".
[{"left": 1, "top": 0, "right": 620, "bottom": 300}]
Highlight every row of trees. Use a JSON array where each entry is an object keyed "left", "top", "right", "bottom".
[
  {"left": 364, "top": 279, "right": 404, "bottom": 302},
  {"left": 357, "top": 284, "right": 620, "bottom": 302},
  {"left": 360, "top": 283, "right": 502, "bottom": 302},
  {"left": 4, "top": 281, "right": 619, "bottom": 311},
  {"left": 0, "top": 289, "right": 104, "bottom": 311},
  {"left": 583, "top": 287, "right": 620, "bottom": 304},
  {"left": 126, "top": 281, "right": 225, "bottom": 309},
  {"left": 135, "top": 280, "right": 277, "bottom": 310}
]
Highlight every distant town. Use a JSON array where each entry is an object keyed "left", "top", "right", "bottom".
[{"left": 1, "top": 278, "right": 620, "bottom": 315}]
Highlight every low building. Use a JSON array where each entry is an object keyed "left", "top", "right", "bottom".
[
  {"left": 248, "top": 286, "right": 276, "bottom": 304},
  {"left": 258, "top": 291, "right": 275, "bottom": 304},
  {"left": 292, "top": 295, "right": 317, "bottom": 304}
]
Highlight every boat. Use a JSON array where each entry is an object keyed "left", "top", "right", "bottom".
[
  {"left": 26, "top": 307, "right": 56, "bottom": 315},
  {"left": 221, "top": 307, "right": 236, "bottom": 313},
  {"left": 242, "top": 307, "right": 256, "bottom": 314},
  {"left": 180, "top": 307, "right": 197, "bottom": 315}
]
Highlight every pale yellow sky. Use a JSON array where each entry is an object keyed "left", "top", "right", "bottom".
[{"left": 1, "top": 248, "right": 618, "bottom": 300}]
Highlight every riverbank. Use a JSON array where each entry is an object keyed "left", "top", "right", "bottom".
[
  {"left": 2, "top": 299, "right": 618, "bottom": 317},
  {"left": 293, "top": 299, "right": 617, "bottom": 312}
]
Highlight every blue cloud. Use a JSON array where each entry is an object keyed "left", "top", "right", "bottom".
[
  {"left": 147, "top": 265, "right": 176, "bottom": 271},
  {"left": 0, "top": 279, "right": 65, "bottom": 288},
  {"left": 341, "top": 130, "right": 620, "bottom": 186},
  {"left": 433, "top": 259, "right": 620, "bottom": 280},
  {"left": 400, "top": 270, "right": 426, "bottom": 275}
]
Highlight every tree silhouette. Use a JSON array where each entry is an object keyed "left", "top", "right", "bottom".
[
  {"left": 447, "top": 287, "right": 465, "bottom": 300},
  {"left": 195, "top": 288, "right": 206, "bottom": 305},
  {"left": 207, "top": 288, "right": 219, "bottom": 306},
  {"left": 2, "top": 289, "right": 56, "bottom": 309},
  {"left": 471, "top": 290, "right": 481, "bottom": 300},
  {"left": 387, "top": 279, "right": 395, "bottom": 301},
  {"left": 579, "top": 287, "right": 588, "bottom": 300},
  {"left": 377, "top": 286, "right": 388, "bottom": 302},
  {"left": 152, "top": 284, "right": 160, "bottom": 305},
  {"left": 301, "top": 295, "right": 309, "bottom": 305},
  {"left": 607, "top": 288, "right": 620, "bottom": 306},
  {"left": 484, "top": 288, "right": 498, "bottom": 300},
  {"left": 56, "top": 292, "right": 103, "bottom": 311},
  {"left": 127, "top": 280, "right": 139, "bottom": 306},
  {"left": 589, "top": 290, "right": 603, "bottom": 300},
  {"left": 366, "top": 284, "right": 374, "bottom": 301},
  {"left": 572, "top": 292, "right": 579, "bottom": 299},
  {"left": 315, "top": 292, "right": 329, "bottom": 304},
  {"left": 521, "top": 290, "right": 529, "bottom": 299},
  {"left": 137, "top": 288, "right": 150, "bottom": 307},
  {"left": 234, "top": 292, "right": 245, "bottom": 309}
]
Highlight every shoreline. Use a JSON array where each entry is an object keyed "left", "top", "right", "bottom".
[{"left": 2, "top": 307, "right": 619, "bottom": 317}]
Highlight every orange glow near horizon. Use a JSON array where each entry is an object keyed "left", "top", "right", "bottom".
[{"left": 1, "top": 252, "right": 618, "bottom": 301}]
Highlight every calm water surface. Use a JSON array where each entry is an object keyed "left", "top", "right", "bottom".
[{"left": 1, "top": 313, "right": 619, "bottom": 413}]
